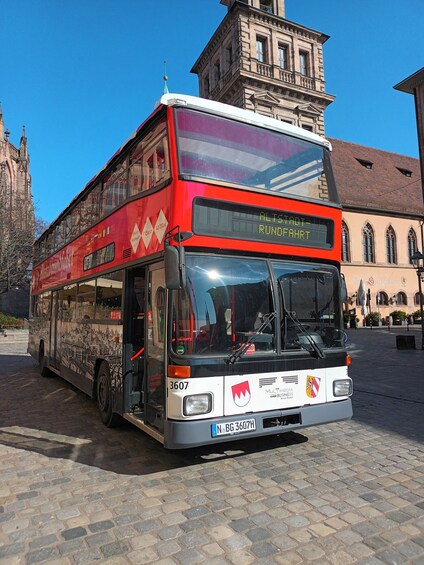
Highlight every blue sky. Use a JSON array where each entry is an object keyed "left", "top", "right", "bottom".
[{"left": 2, "top": 0, "right": 423, "bottom": 224}]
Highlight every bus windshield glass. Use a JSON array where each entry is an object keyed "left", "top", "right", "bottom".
[
  {"left": 273, "top": 262, "right": 343, "bottom": 353},
  {"left": 175, "top": 108, "right": 337, "bottom": 203},
  {"left": 171, "top": 256, "right": 343, "bottom": 357}
]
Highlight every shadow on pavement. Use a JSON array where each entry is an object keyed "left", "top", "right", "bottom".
[
  {"left": 0, "top": 354, "right": 308, "bottom": 475},
  {"left": 3, "top": 328, "right": 420, "bottom": 475}
]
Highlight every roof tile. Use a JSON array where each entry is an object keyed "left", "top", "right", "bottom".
[{"left": 329, "top": 138, "right": 424, "bottom": 216}]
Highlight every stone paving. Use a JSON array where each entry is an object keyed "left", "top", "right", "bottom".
[{"left": 0, "top": 328, "right": 423, "bottom": 565}]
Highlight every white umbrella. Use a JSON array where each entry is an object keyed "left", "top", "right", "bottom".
[{"left": 358, "top": 279, "right": 367, "bottom": 316}]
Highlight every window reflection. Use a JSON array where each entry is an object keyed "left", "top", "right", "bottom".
[
  {"left": 176, "top": 108, "right": 335, "bottom": 202},
  {"left": 172, "top": 256, "right": 343, "bottom": 357},
  {"left": 173, "top": 256, "right": 274, "bottom": 355}
]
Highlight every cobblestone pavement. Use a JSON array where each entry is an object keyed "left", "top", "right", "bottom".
[{"left": 0, "top": 329, "right": 423, "bottom": 565}]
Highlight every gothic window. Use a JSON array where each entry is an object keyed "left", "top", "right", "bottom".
[
  {"left": 396, "top": 291, "right": 407, "bottom": 306},
  {"left": 256, "top": 37, "right": 267, "bottom": 63},
  {"left": 278, "top": 44, "right": 288, "bottom": 69},
  {"left": 414, "top": 292, "right": 424, "bottom": 306},
  {"left": 363, "top": 223, "right": 375, "bottom": 263},
  {"left": 376, "top": 291, "right": 388, "bottom": 306},
  {"left": 299, "top": 51, "right": 309, "bottom": 76},
  {"left": 386, "top": 225, "right": 397, "bottom": 264},
  {"left": 408, "top": 228, "right": 417, "bottom": 264},
  {"left": 341, "top": 221, "right": 350, "bottom": 262}
]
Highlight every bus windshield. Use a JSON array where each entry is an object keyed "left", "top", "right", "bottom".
[
  {"left": 175, "top": 108, "right": 337, "bottom": 203},
  {"left": 171, "top": 255, "right": 343, "bottom": 357}
]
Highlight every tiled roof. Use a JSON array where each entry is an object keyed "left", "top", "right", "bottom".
[{"left": 329, "top": 138, "right": 424, "bottom": 216}]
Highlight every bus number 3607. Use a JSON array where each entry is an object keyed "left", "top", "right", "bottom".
[{"left": 169, "top": 381, "right": 189, "bottom": 390}]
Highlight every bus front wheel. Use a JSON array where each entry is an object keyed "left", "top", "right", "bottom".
[{"left": 96, "top": 362, "right": 120, "bottom": 428}]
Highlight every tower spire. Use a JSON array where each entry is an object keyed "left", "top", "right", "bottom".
[
  {"left": 20, "top": 125, "right": 28, "bottom": 159},
  {"left": 163, "top": 60, "right": 169, "bottom": 95},
  {"left": 0, "top": 102, "right": 4, "bottom": 139}
]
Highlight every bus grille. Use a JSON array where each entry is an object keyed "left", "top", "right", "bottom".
[{"left": 263, "top": 413, "right": 301, "bottom": 428}]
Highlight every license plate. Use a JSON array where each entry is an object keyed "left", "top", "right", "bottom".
[{"left": 211, "top": 418, "right": 256, "bottom": 437}]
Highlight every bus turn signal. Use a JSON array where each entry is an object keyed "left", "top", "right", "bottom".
[{"left": 168, "top": 365, "right": 191, "bottom": 378}]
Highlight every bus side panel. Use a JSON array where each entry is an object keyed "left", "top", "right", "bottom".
[
  {"left": 29, "top": 316, "right": 125, "bottom": 412},
  {"left": 59, "top": 322, "right": 124, "bottom": 407}
]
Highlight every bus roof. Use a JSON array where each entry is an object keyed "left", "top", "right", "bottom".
[{"left": 157, "top": 93, "right": 332, "bottom": 151}]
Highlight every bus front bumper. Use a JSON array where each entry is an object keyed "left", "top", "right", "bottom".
[{"left": 163, "top": 398, "right": 352, "bottom": 449}]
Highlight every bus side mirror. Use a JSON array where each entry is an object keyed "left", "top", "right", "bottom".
[
  {"left": 165, "top": 243, "right": 186, "bottom": 289},
  {"left": 340, "top": 274, "right": 347, "bottom": 304}
]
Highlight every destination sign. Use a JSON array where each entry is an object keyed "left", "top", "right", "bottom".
[{"left": 193, "top": 198, "right": 333, "bottom": 249}]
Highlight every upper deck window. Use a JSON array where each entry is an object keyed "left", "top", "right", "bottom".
[{"left": 175, "top": 108, "right": 338, "bottom": 204}]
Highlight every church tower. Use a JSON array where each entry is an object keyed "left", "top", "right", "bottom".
[
  {"left": 0, "top": 106, "right": 35, "bottom": 315},
  {"left": 191, "top": 0, "right": 335, "bottom": 136},
  {"left": 0, "top": 116, "right": 33, "bottom": 232}
]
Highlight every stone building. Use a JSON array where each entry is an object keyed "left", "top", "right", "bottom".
[
  {"left": 191, "top": 0, "right": 334, "bottom": 137},
  {"left": 192, "top": 0, "right": 424, "bottom": 321},
  {"left": 0, "top": 105, "right": 34, "bottom": 317}
]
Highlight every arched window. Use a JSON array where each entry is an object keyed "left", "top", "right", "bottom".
[
  {"left": 414, "top": 292, "right": 424, "bottom": 306},
  {"left": 376, "top": 291, "right": 388, "bottom": 306},
  {"left": 341, "top": 221, "right": 350, "bottom": 262},
  {"left": 396, "top": 291, "right": 407, "bottom": 306},
  {"left": 386, "top": 225, "right": 397, "bottom": 264},
  {"left": 408, "top": 228, "right": 418, "bottom": 264},
  {"left": 363, "top": 223, "right": 375, "bottom": 263}
]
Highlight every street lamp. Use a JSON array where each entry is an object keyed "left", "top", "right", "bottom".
[{"left": 411, "top": 250, "right": 424, "bottom": 350}]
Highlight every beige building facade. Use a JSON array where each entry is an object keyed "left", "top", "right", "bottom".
[
  {"left": 331, "top": 138, "right": 423, "bottom": 322},
  {"left": 193, "top": 0, "right": 424, "bottom": 322},
  {"left": 342, "top": 210, "right": 423, "bottom": 320}
]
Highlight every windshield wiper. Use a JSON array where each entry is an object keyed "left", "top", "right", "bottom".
[
  {"left": 226, "top": 312, "right": 276, "bottom": 365},
  {"left": 284, "top": 310, "right": 325, "bottom": 359}
]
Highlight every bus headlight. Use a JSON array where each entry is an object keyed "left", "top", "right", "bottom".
[
  {"left": 333, "top": 379, "right": 352, "bottom": 397},
  {"left": 183, "top": 394, "right": 212, "bottom": 416}
]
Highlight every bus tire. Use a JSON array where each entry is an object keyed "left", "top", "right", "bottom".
[
  {"left": 96, "top": 361, "right": 121, "bottom": 428},
  {"left": 39, "top": 343, "right": 51, "bottom": 378}
]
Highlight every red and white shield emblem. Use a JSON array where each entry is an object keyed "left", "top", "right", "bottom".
[
  {"left": 232, "top": 381, "right": 251, "bottom": 407},
  {"left": 306, "top": 375, "right": 321, "bottom": 398}
]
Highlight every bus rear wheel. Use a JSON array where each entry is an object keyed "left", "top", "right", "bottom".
[{"left": 96, "top": 361, "right": 121, "bottom": 427}]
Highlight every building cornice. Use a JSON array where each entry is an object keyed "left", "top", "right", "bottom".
[
  {"left": 192, "top": 1, "right": 330, "bottom": 74},
  {"left": 342, "top": 203, "right": 424, "bottom": 220}
]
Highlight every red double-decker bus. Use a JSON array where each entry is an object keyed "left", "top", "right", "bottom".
[{"left": 29, "top": 94, "right": 352, "bottom": 448}]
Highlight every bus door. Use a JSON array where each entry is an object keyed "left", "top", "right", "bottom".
[
  {"left": 124, "top": 267, "right": 146, "bottom": 410},
  {"left": 50, "top": 290, "right": 61, "bottom": 369},
  {"left": 145, "top": 264, "right": 166, "bottom": 431},
  {"left": 124, "top": 263, "right": 166, "bottom": 431}
]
